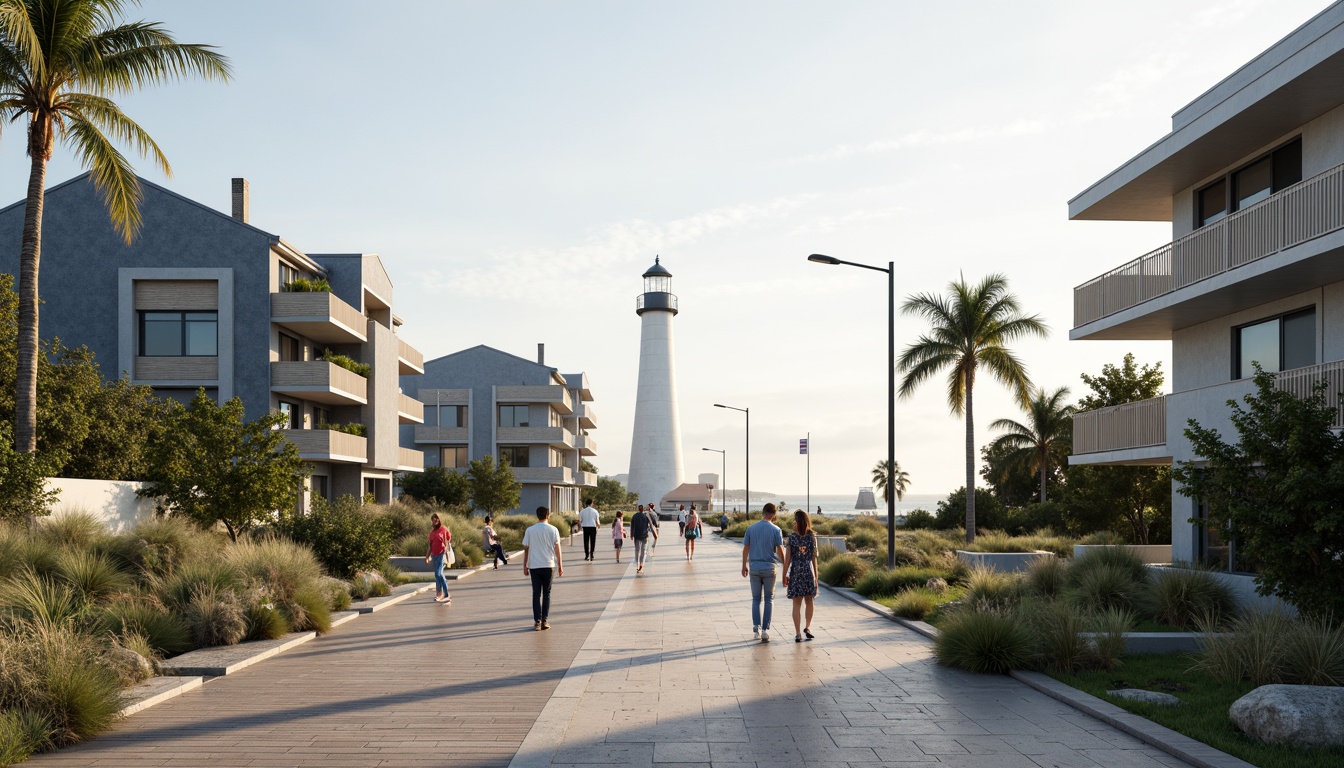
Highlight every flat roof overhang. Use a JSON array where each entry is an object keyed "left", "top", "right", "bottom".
[{"left": 1070, "top": 8, "right": 1344, "bottom": 221}]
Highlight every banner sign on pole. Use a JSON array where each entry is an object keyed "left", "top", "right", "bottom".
[{"left": 799, "top": 438, "right": 808, "bottom": 455}]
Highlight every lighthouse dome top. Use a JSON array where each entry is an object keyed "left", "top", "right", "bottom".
[{"left": 642, "top": 256, "right": 672, "bottom": 279}]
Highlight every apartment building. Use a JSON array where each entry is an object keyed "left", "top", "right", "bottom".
[
  {"left": 1068, "top": 2, "right": 1344, "bottom": 577},
  {"left": 0, "top": 174, "right": 425, "bottom": 506},
  {"left": 404, "top": 344, "right": 597, "bottom": 516}
]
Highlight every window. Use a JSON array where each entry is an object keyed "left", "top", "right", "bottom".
[
  {"left": 551, "top": 448, "right": 567, "bottom": 468},
  {"left": 140, "top": 311, "right": 218, "bottom": 356},
  {"left": 1235, "top": 307, "right": 1315, "bottom": 379},
  {"left": 313, "top": 406, "right": 331, "bottom": 428},
  {"left": 498, "top": 405, "right": 529, "bottom": 428},
  {"left": 279, "top": 262, "right": 303, "bottom": 290},
  {"left": 499, "top": 446, "right": 530, "bottom": 468},
  {"left": 1196, "top": 138, "right": 1302, "bottom": 228},
  {"left": 439, "top": 405, "right": 467, "bottom": 428},
  {"left": 440, "top": 446, "right": 468, "bottom": 468},
  {"left": 278, "top": 401, "right": 299, "bottom": 429},
  {"left": 279, "top": 333, "right": 303, "bottom": 362},
  {"left": 311, "top": 475, "right": 328, "bottom": 501},
  {"left": 549, "top": 408, "right": 563, "bottom": 428}
]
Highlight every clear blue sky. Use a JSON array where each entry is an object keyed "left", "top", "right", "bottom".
[{"left": 0, "top": 0, "right": 1331, "bottom": 496}]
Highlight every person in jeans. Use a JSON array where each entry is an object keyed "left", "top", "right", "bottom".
[
  {"left": 630, "top": 504, "right": 659, "bottom": 575},
  {"left": 482, "top": 515, "right": 508, "bottom": 569},
  {"left": 522, "top": 506, "right": 563, "bottom": 630},
  {"left": 684, "top": 505, "right": 701, "bottom": 561},
  {"left": 578, "top": 498, "right": 601, "bottom": 561},
  {"left": 423, "top": 513, "right": 452, "bottom": 604},
  {"left": 740, "top": 503, "right": 785, "bottom": 642}
]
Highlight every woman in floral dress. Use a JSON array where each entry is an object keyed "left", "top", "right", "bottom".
[{"left": 782, "top": 508, "right": 818, "bottom": 642}]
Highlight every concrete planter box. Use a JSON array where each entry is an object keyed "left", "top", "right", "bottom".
[
  {"left": 817, "top": 536, "right": 846, "bottom": 552},
  {"left": 1081, "top": 631, "right": 1231, "bottom": 655},
  {"left": 956, "top": 550, "right": 1052, "bottom": 573},
  {"left": 388, "top": 556, "right": 433, "bottom": 573},
  {"left": 1073, "top": 544, "right": 1172, "bottom": 564}
]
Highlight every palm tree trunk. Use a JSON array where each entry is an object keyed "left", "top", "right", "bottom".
[
  {"left": 964, "top": 370, "right": 976, "bottom": 545},
  {"left": 15, "top": 128, "right": 50, "bottom": 454},
  {"left": 1040, "top": 449, "right": 1048, "bottom": 504}
]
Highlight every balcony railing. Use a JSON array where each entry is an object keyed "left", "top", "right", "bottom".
[
  {"left": 512, "top": 466, "right": 575, "bottom": 485},
  {"left": 280, "top": 429, "right": 367, "bottom": 464},
  {"left": 496, "top": 385, "right": 573, "bottom": 414},
  {"left": 397, "top": 393, "right": 423, "bottom": 424},
  {"left": 497, "top": 427, "right": 573, "bottom": 448},
  {"left": 1274, "top": 359, "right": 1344, "bottom": 428},
  {"left": 271, "top": 361, "right": 368, "bottom": 405},
  {"left": 574, "top": 433, "right": 597, "bottom": 456},
  {"left": 397, "top": 447, "right": 425, "bottom": 471},
  {"left": 1073, "top": 396, "right": 1167, "bottom": 455},
  {"left": 271, "top": 292, "right": 367, "bottom": 344},
  {"left": 397, "top": 337, "right": 424, "bottom": 375},
  {"left": 413, "top": 426, "right": 468, "bottom": 443},
  {"left": 572, "top": 401, "right": 597, "bottom": 429},
  {"left": 1074, "top": 161, "right": 1344, "bottom": 327}
]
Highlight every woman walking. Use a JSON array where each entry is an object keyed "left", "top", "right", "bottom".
[
  {"left": 424, "top": 513, "right": 452, "bottom": 604},
  {"left": 483, "top": 515, "right": 509, "bottom": 569},
  {"left": 612, "top": 511, "right": 626, "bottom": 563},
  {"left": 684, "top": 506, "right": 701, "bottom": 560},
  {"left": 781, "top": 509, "right": 818, "bottom": 641}
]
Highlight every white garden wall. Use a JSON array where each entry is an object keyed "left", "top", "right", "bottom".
[{"left": 45, "top": 477, "right": 155, "bottom": 532}]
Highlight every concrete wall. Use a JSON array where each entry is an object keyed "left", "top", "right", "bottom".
[{"left": 45, "top": 477, "right": 155, "bottom": 533}]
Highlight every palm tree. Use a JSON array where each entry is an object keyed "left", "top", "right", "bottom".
[
  {"left": 898, "top": 274, "right": 1047, "bottom": 543},
  {"left": 871, "top": 459, "right": 909, "bottom": 505},
  {"left": 2, "top": 0, "right": 230, "bottom": 453},
  {"left": 988, "top": 386, "right": 1073, "bottom": 504}
]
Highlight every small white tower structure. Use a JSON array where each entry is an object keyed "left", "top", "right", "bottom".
[{"left": 628, "top": 257, "right": 685, "bottom": 511}]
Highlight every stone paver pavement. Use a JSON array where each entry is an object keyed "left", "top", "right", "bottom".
[{"left": 511, "top": 535, "right": 1194, "bottom": 768}]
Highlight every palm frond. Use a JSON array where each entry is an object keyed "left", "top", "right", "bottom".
[
  {"left": 65, "top": 115, "right": 142, "bottom": 242},
  {"left": 90, "top": 36, "right": 231, "bottom": 92},
  {"left": 63, "top": 92, "right": 169, "bottom": 173}
]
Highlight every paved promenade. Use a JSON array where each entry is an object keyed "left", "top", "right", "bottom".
[{"left": 31, "top": 534, "right": 1193, "bottom": 767}]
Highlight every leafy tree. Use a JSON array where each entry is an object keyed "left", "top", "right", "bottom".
[
  {"left": 580, "top": 459, "right": 598, "bottom": 473},
  {"left": 898, "top": 274, "right": 1048, "bottom": 542},
  {"left": 593, "top": 475, "right": 635, "bottom": 507},
  {"left": 935, "top": 487, "right": 1006, "bottom": 532},
  {"left": 979, "top": 440, "right": 1038, "bottom": 507},
  {"left": 139, "top": 390, "right": 306, "bottom": 541},
  {"left": 1173, "top": 366, "right": 1344, "bottom": 618},
  {"left": 397, "top": 466, "right": 469, "bottom": 507},
  {"left": 276, "top": 494, "right": 394, "bottom": 579},
  {"left": 904, "top": 509, "right": 935, "bottom": 530},
  {"left": 466, "top": 454, "right": 520, "bottom": 515},
  {"left": 2, "top": 0, "right": 230, "bottom": 453},
  {"left": 0, "top": 421, "right": 59, "bottom": 522},
  {"left": 1065, "top": 354, "right": 1171, "bottom": 544},
  {"left": 987, "top": 386, "right": 1073, "bottom": 503},
  {"left": 871, "top": 459, "right": 910, "bottom": 505}
]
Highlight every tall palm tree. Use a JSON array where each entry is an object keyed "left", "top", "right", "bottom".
[
  {"left": 898, "top": 274, "right": 1047, "bottom": 543},
  {"left": 871, "top": 459, "right": 909, "bottom": 505},
  {"left": 2, "top": 0, "right": 230, "bottom": 453},
  {"left": 988, "top": 385, "right": 1073, "bottom": 504}
]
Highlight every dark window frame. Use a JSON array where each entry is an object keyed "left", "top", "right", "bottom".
[
  {"left": 499, "top": 445, "right": 530, "bottom": 468},
  {"left": 279, "top": 332, "right": 303, "bottom": 362},
  {"left": 1232, "top": 306, "right": 1316, "bottom": 380},
  {"left": 138, "top": 310, "right": 218, "bottom": 357},
  {"left": 498, "top": 404, "right": 530, "bottom": 428},
  {"left": 278, "top": 400, "right": 300, "bottom": 429},
  {"left": 1195, "top": 137, "right": 1303, "bottom": 229},
  {"left": 440, "top": 446, "right": 468, "bottom": 469}
]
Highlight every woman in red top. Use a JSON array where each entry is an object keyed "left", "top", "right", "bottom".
[{"left": 424, "top": 513, "right": 452, "bottom": 603}]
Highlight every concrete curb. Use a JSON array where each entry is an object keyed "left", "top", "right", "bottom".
[
  {"left": 354, "top": 582, "right": 435, "bottom": 613},
  {"left": 160, "top": 631, "right": 317, "bottom": 677},
  {"left": 117, "top": 675, "right": 203, "bottom": 718}
]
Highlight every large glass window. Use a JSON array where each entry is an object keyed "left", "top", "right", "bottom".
[
  {"left": 440, "top": 446, "right": 468, "bottom": 468},
  {"left": 440, "top": 405, "right": 467, "bottom": 428},
  {"left": 1233, "top": 156, "right": 1273, "bottom": 209},
  {"left": 279, "top": 333, "right": 303, "bottom": 362},
  {"left": 499, "top": 446, "right": 529, "bottom": 467},
  {"left": 277, "top": 401, "right": 299, "bottom": 429},
  {"left": 1235, "top": 307, "right": 1315, "bottom": 379},
  {"left": 139, "top": 311, "right": 217, "bottom": 356},
  {"left": 1196, "top": 138, "right": 1302, "bottom": 228},
  {"left": 498, "top": 405, "right": 529, "bottom": 428},
  {"left": 1197, "top": 179, "right": 1227, "bottom": 227}
]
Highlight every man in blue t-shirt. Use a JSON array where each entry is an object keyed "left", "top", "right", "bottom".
[{"left": 740, "top": 503, "right": 785, "bottom": 642}]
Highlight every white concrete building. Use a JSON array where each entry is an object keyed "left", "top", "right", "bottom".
[
  {"left": 627, "top": 258, "right": 685, "bottom": 509},
  {"left": 1068, "top": 2, "right": 1344, "bottom": 579}
]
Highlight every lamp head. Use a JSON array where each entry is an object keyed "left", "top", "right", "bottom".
[
  {"left": 713, "top": 403, "right": 726, "bottom": 408},
  {"left": 808, "top": 253, "right": 840, "bottom": 265}
]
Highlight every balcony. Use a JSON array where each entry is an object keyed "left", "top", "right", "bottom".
[
  {"left": 496, "top": 385, "right": 573, "bottom": 414},
  {"left": 1072, "top": 396, "right": 1168, "bottom": 464},
  {"left": 572, "top": 401, "right": 597, "bottom": 429},
  {"left": 1073, "top": 162, "right": 1344, "bottom": 340},
  {"left": 397, "top": 337, "right": 424, "bottom": 375},
  {"left": 271, "top": 361, "right": 367, "bottom": 405},
  {"left": 497, "top": 427, "right": 573, "bottom": 449},
  {"left": 413, "top": 426, "right": 468, "bottom": 444},
  {"left": 513, "top": 466, "right": 575, "bottom": 485},
  {"left": 397, "top": 447, "right": 425, "bottom": 472},
  {"left": 575, "top": 470, "right": 598, "bottom": 487},
  {"left": 281, "top": 429, "right": 366, "bottom": 464},
  {"left": 574, "top": 433, "right": 597, "bottom": 456},
  {"left": 1275, "top": 359, "right": 1344, "bottom": 428},
  {"left": 271, "top": 292, "right": 367, "bottom": 344},
  {"left": 397, "top": 393, "right": 424, "bottom": 425}
]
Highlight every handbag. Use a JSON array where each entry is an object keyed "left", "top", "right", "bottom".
[{"left": 446, "top": 546, "right": 456, "bottom": 566}]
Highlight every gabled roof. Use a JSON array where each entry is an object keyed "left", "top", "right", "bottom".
[
  {"left": 423, "top": 343, "right": 558, "bottom": 374},
  {"left": 661, "top": 483, "right": 713, "bottom": 503}
]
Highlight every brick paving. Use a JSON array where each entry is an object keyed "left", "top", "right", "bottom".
[{"left": 30, "top": 535, "right": 1199, "bottom": 767}]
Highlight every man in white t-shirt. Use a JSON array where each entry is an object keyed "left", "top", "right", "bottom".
[
  {"left": 677, "top": 504, "right": 688, "bottom": 537},
  {"left": 522, "top": 506, "right": 563, "bottom": 631},
  {"left": 578, "top": 498, "right": 601, "bottom": 561}
]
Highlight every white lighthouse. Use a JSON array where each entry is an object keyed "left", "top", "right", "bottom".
[{"left": 628, "top": 257, "right": 684, "bottom": 512}]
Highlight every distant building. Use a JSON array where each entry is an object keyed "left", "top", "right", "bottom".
[
  {"left": 628, "top": 257, "right": 685, "bottom": 507},
  {"left": 0, "top": 174, "right": 425, "bottom": 507},
  {"left": 403, "top": 344, "right": 596, "bottom": 515},
  {"left": 660, "top": 483, "right": 713, "bottom": 514}
]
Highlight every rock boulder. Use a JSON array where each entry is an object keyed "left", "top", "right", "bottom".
[
  {"left": 1229, "top": 684, "right": 1344, "bottom": 748},
  {"left": 1106, "top": 688, "right": 1181, "bottom": 707}
]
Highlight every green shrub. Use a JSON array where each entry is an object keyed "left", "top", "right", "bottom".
[
  {"left": 1025, "top": 555, "right": 1068, "bottom": 599},
  {"left": 846, "top": 530, "right": 880, "bottom": 551},
  {"left": 111, "top": 516, "right": 216, "bottom": 577},
  {"left": 376, "top": 501, "right": 436, "bottom": 541},
  {"left": 819, "top": 554, "right": 868, "bottom": 588},
  {"left": 1281, "top": 614, "right": 1344, "bottom": 686},
  {"left": 1066, "top": 563, "right": 1143, "bottom": 612},
  {"left": 889, "top": 589, "right": 937, "bottom": 620},
  {"left": 317, "top": 348, "right": 370, "bottom": 378},
  {"left": 962, "top": 566, "right": 1022, "bottom": 609},
  {"left": 1089, "top": 607, "right": 1135, "bottom": 671},
  {"left": 889, "top": 547, "right": 928, "bottom": 567},
  {"left": 315, "top": 421, "right": 366, "bottom": 437},
  {"left": 225, "top": 536, "right": 326, "bottom": 604},
  {"left": 151, "top": 559, "right": 242, "bottom": 610},
  {"left": 0, "top": 626, "right": 123, "bottom": 747},
  {"left": 904, "top": 509, "right": 935, "bottom": 530},
  {"left": 277, "top": 496, "right": 394, "bottom": 579},
  {"left": 722, "top": 521, "right": 750, "bottom": 538},
  {"left": 854, "top": 566, "right": 949, "bottom": 599},
  {"left": 6, "top": 536, "right": 59, "bottom": 579},
  {"left": 95, "top": 601, "right": 192, "bottom": 656},
  {"left": 283, "top": 588, "right": 333, "bottom": 634},
  {"left": 52, "top": 550, "right": 132, "bottom": 603},
  {"left": 1137, "top": 567, "right": 1235, "bottom": 630},
  {"left": 0, "top": 570, "right": 85, "bottom": 631},
  {"left": 284, "top": 277, "right": 331, "bottom": 292},
  {"left": 817, "top": 543, "right": 842, "bottom": 563},
  {"left": 320, "top": 578, "right": 352, "bottom": 612},
  {"left": 934, "top": 609, "right": 1034, "bottom": 674},
  {"left": 35, "top": 511, "right": 107, "bottom": 550},
  {"left": 0, "top": 708, "right": 50, "bottom": 765},
  {"left": 1027, "top": 599, "right": 1089, "bottom": 673},
  {"left": 1193, "top": 611, "right": 1294, "bottom": 686},
  {"left": 243, "top": 601, "right": 289, "bottom": 642},
  {"left": 183, "top": 587, "right": 246, "bottom": 648},
  {"left": 376, "top": 564, "right": 406, "bottom": 587},
  {"left": 827, "top": 520, "right": 851, "bottom": 536},
  {"left": 1079, "top": 531, "right": 1126, "bottom": 545},
  {"left": 1069, "top": 546, "right": 1149, "bottom": 586}
]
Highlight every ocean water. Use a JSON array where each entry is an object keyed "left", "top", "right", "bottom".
[{"left": 711, "top": 493, "right": 943, "bottom": 517}]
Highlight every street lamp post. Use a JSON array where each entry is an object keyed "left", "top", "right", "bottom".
[
  {"left": 807, "top": 253, "right": 896, "bottom": 570},
  {"left": 713, "top": 403, "right": 748, "bottom": 517},
  {"left": 702, "top": 448, "right": 726, "bottom": 517}
]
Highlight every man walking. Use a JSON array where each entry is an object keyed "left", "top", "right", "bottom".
[
  {"left": 522, "top": 506, "right": 563, "bottom": 631},
  {"left": 631, "top": 503, "right": 659, "bottom": 575},
  {"left": 741, "top": 503, "right": 785, "bottom": 642},
  {"left": 677, "top": 504, "right": 688, "bottom": 537},
  {"left": 579, "top": 498, "right": 601, "bottom": 561}
]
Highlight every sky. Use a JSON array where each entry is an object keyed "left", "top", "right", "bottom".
[{"left": 0, "top": 0, "right": 1334, "bottom": 498}]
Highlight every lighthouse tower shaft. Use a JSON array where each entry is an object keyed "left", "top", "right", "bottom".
[{"left": 628, "top": 259, "right": 684, "bottom": 511}]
